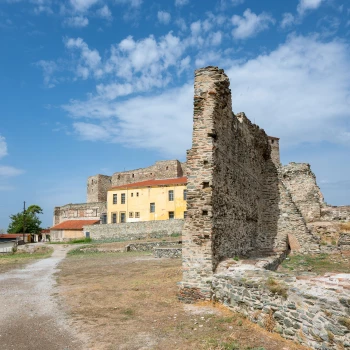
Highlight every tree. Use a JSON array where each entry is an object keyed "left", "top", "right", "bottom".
[{"left": 8, "top": 204, "right": 43, "bottom": 235}]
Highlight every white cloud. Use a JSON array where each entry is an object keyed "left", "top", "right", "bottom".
[
  {"left": 65, "top": 37, "right": 102, "bottom": 78},
  {"left": 64, "top": 84, "right": 193, "bottom": 157},
  {"left": 69, "top": 0, "right": 100, "bottom": 12},
  {"left": 157, "top": 11, "right": 171, "bottom": 25},
  {"left": 35, "top": 60, "right": 57, "bottom": 88},
  {"left": 231, "top": 9, "right": 275, "bottom": 39},
  {"left": 0, "top": 136, "right": 8, "bottom": 159},
  {"left": 115, "top": 0, "right": 142, "bottom": 8},
  {"left": 63, "top": 16, "right": 89, "bottom": 27},
  {"left": 0, "top": 166, "right": 24, "bottom": 177},
  {"left": 280, "top": 13, "right": 295, "bottom": 28},
  {"left": 96, "top": 5, "right": 112, "bottom": 20},
  {"left": 297, "top": 0, "right": 324, "bottom": 15},
  {"left": 226, "top": 35, "right": 350, "bottom": 148},
  {"left": 175, "top": 0, "right": 188, "bottom": 6},
  {"left": 62, "top": 35, "right": 350, "bottom": 159}
]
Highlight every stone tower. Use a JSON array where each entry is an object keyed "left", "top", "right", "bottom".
[{"left": 87, "top": 174, "right": 112, "bottom": 203}]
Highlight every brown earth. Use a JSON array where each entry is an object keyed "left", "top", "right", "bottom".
[
  {"left": 0, "top": 245, "right": 53, "bottom": 273},
  {"left": 57, "top": 249, "right": 310, "bottom": 350}
]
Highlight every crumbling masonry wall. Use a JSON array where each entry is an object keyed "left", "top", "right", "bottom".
[
  {"left": 280, "top": 163, "right": 324, "bottom": 222},
  {"left": 181, "top": 67, "right": 286, "bottom": 295},
  {"left": 180, "top": 66, "right": 318, "bottom": 297},
  {"left": 53, "top": 202, "right": 106, "bottom": 226}
]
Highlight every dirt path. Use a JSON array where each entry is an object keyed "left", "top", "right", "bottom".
[{"left": 0, "top": 244, "right": 84, "bottom": 350}]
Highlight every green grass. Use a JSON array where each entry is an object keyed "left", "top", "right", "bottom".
[
  {"left": 50, "top": 237, "right": 92, "bottom": 244},
  {"left": 280, "top": 253, "right": 350, "bottom": 274},
  {"left": 0, "top": 247, "right": 53, "bottom": 260}
]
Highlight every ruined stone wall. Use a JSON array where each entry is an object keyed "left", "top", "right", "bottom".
[
  {"left": 268, "top": 136, "right": 280, "bottom": 167},
  {"left": 87, "top": 175, "right": 112, "bottom": 203},
  {"left": 53, "top": 202, "right": 107, "bottom": 226},
  {"left": 111, "top": 160, "right": 185, "bottom": 187},
  {"left": 280, "top": 163, "right": 324, "bottom": 222},
  {"left": 212, "top": 269, "right": 350, "bottom": 350},
  {"left": 321, "top": 205, "right": 350, "bottom": 221},
  {"left": 181, "top": 67, "right": 283, "bottom": 295}
]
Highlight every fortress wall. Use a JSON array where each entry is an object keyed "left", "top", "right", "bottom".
[
  {"left": 111, "top": 160, "right": 185, "bottom": 187},
  {"left": 280, "top": 163, "right": 324, "bottom": 223},
  {"left": 180, "top": 67, "right": 283, "bottom": 295}
]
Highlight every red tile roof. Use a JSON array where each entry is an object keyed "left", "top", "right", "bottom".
[
  {"left": 0, "top": 234, "right": 29, "bottom": 239},
  {"left": 109, "top": 176, "right": 187, "bottom": 191},
  {"left": 50, "top": 220, "right": 100, "bottom": 230}
]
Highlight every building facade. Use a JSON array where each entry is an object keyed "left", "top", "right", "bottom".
[{"left": 106, "top": 177, "right": 187, "bottom": 224}]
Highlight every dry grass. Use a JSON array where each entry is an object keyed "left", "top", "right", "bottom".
[
  {"left": 340, "top": 223, "right": 350, "bottom": 232},
  {"left": 0, "top": 245, "right": 53, "bottom": 273},
  {"left": 279, "top": 254, "right": 350, "bottom": 275},
  {"left": 56, "top": 248, "right": 309, "bottom": 350},
  {"left": 338, "top": 317, "right": 350, "bottom": 330},
  {"left": 265, "top": 277, "right": 288, "bottom": 299}
]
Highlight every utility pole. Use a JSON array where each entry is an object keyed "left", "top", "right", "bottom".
[{"left": 23, "top": 201, "right": 26, "bottom": 243}]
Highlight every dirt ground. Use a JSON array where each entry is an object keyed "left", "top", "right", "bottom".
[
  {"left": 0, "top": 244, "right": 53, "bottom": 273},
  {"left": 0, "top": 244, "right": 84, "bottom": 350},
  {"left": 57, "top": 250, "right": 309, "bottom": 350}
]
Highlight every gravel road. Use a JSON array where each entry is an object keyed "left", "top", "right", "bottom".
[{"left": 0, "top": 244, "right": 84, "bottom": 350}]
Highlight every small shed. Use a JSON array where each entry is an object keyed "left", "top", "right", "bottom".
[
  {"left": 0, "top": 233, "right": 31, "bottom": 244},
  {"left": 50, "top": 220, "right": 100, "bottom": 242}
]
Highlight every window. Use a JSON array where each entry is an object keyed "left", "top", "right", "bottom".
[
  {"left": 131, "top": 193, "right": 134, "bottom": 197},
  {"left": 112, "top": 213, "right": 117, "bottom": 224},
  {"left": 136, "top": 192, "right": 139, "bottom": 197},
  {"left": 113, "top": 194, "right": 117, "bottom": 204},
  {"left": 135, "top": 212, "right": 140, "bottom": 218},
  {"left": 168, "top": 190, "right": 174, "bottom": 201},
  {"left": 150, "top": 203, "right": 155, "bottom": 213},
  {"left": 120, "top": 212, "right": 126, "bottom": 223},
  {"left": 184, "top": 211, "right": 187, "bottom": 218},
  {"left": 169, "top": 211, "right": 174, "bottom": 219},
  {"left": 129, "top": 212, "right": 133, "bottom": 218},
  {"left": 121, "top": 193, "right": 126, "bottom": 204},
  {"left": 101, "top": 213, "right": 107, "bottom": 224},
  {"left": 183, "top": 189, "right": 187, "bottom": 200}
]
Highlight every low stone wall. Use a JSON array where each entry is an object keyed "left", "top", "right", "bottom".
[
  {"left": 84, "top": 220, "right": 184, "bottom": 241},
  {"left": 211, "top": 267, "right": 350, "bottom": 349},
  {"left": 154, "top": 247, "right": 182, "bottom": 258},
  {"left": 321, "top": 206, "right": 350, "bottom": 222},
  {"left": 339, "top": 233, "right": 350, "bottom": 251},
  {"left": 126, "top": 241, "right": 182, "bottom": 252}
]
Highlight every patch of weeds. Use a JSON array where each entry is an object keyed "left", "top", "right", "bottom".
[
  {"left": 233, "top": 256, "right": 239, "bottom": 261},
  {"left": 327, "top": 330, "right": 334, "bottom": 343},
  {"left": 215, "top": 316, "right": 235, "bottom": 324},
  {"left": 237, "top": 320, "right": 243, "bottom": 326},
  {"left": 340, "top": 223, "right": 350, "bottom": 231},
  {"left": 170, "top": 232, "right": 181, "bottom": 238},
  {"left": 205, "top": 338, "right": 240, "bottom": 350},
  {"left": 265, "top": 277, "right": 288, "bottom": 299},
  {"left": 263, "top": 310, "right": 275, "bottom": 332},
  {"left": 120, "top": 308, "right": 135, "bottom": 317},
  {"left": 338, "top": 317, "right": 350, "bottom": 330},
  {"left": 331, "top": 240, "right": 337, "bottom": 246}
]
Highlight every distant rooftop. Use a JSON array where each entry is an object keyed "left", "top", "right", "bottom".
[{"left": 109, "top": 177, "right": 187, "bottom": 191}]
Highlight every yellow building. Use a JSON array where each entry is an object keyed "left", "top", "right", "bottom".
[{"left": 107, "top": 177, "right": 187, "bottom": 224}]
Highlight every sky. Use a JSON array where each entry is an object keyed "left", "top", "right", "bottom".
[{"left": 0, "top": 0, "right": 350, "bottom": 230}]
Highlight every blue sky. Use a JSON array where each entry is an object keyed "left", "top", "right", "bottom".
[{"left": 0, "top": 0, "right": 349, "bottom": 229}]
